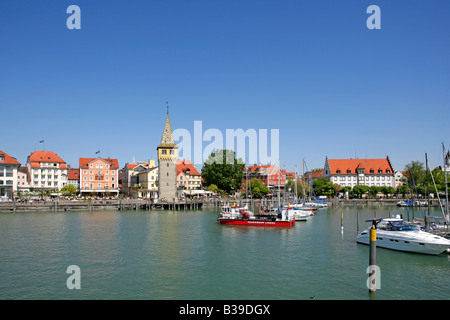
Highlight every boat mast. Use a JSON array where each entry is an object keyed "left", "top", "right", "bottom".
[
  {"left": 443, "top": 143, "right": 449, "bottom": 226},
  {"left": 425, "top": 153, "right": 430, "bottom": 230},
  {"left": 245, "top": 158, "right": 248, "bottom": 200},
  {"left": 278, "top": 160, "right": 281, "bottom": 208},
  {"left": 294, "top": 165, "right": 298, "bottom": 204},
  {"left": 302, "top": 159, "right": 306, "bottom": 202}
]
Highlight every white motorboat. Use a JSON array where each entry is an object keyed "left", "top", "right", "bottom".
[
  {"left": 356, "top": 218, "right": 450, "bottom": 255},
  {"left": 282, "top": 206, "right": 309, "bottom": 221}
]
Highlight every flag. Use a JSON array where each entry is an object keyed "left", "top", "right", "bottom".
[{"left": 40, "top": 140, "right": 44, "bottom": 143}]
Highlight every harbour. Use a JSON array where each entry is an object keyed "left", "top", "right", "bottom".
[{"left": 0, "top": 204, "right": 448, "bottom": 300}]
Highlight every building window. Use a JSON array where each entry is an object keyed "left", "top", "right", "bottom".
[
  {"left": 162, "top": 150, "right": 167, "bottom": 155},
  {"left": 170, "top": 150, "right": 174, "bottom": 155}
]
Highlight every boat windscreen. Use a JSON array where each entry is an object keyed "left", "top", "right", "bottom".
[{"left": 378, "top": 220, "right": 420, "bottom": 231}]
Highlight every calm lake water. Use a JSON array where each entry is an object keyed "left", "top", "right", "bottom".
[{"left": 0, "top": 205, "right": 449, "bottom": 300}]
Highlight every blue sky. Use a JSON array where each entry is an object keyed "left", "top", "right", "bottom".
[{"left": 1, "top": 0, "right": 449, "bottom": 173}]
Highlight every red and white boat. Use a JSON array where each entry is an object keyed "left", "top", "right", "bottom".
[{"left": 217, "top": 204, "right": 295, "bottom": 227}]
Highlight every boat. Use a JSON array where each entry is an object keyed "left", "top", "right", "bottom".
[
  {"left": 218, "top": 204, "right": 295, "bottom": 227},
  {"left": 397, "top": 200, "right": 412, "bottom": 207},
  {"left": 293, "top": 203, "right": 318, "bottom": 215},
  {"left": 356, "top": 218, "right": 450, "bottom": 255},
  {"left": 303, "top": 199, "right": 328, "bottom": 208},
  {"left": 282, "top": 205, "right": 310, "bottom": 221}
]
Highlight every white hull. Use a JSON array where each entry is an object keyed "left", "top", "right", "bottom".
[
  {"left": 293, "top": 213, "right": 309, "bottom": 221},
  {"left": 357, "top": 220, "right": 450, "bottom": 255}
]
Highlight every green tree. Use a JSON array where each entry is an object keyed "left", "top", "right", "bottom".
[
  {"left": 368, "top": 186, "right": 380, "bottom": 198},
  {"left": 429, "top": 167, "right": 446, "bottom": 193},
  {"left": 285, "top": 179, "right": 307, "bottom": 198},
  {"left": 404, "top": 161, "right": 425, "bottom": 188},
  {"left": 312, "top": 178, "right": 338, "bottom": 197},
  {"left": 379, "top": 186, "right": 395, "bottom": 197},
  {"left": 201, "top": 149, "right": 245, "bottom": 193},
  {"left": 206, "top": 184, "right": 219, "bottom": 193},
  {"left": 61, "top": 184, "right": 77, "bottom": 195},
  {"left": 396, "top": 185, "right": 411, "bottom": 197},
  {"left": 352, "top": 185, "right": 369, "bottom": 198},
  {"left": 249, "top": 178, "right": 269, "bottom": 198}
]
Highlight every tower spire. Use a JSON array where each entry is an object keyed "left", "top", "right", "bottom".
[{"left": 159, "top": 104, "right": 176, "bottom": 147}]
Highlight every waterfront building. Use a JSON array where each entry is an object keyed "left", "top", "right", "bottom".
[
  {"left": 79, "top": 157, "right": 119, "bottom": 197},
  {"left": 394, "top": 170, "right": 406, "bottom": 188},
  {"left": 17, "top": 167, "right": 30, "bottom": 192},
  {"left": 157, "top": 111, "right": 178, "bottom": 202},
  {"left": 304, "top": 169, "right": 324, "bottom": 184},
  {"left": 67, "top": 168, "right": 80, "bottom": 190},
  {"left": 136, "top": 163, "right": 158, "bottom": 199},
  {"left": 244, "top": 164, "right": 286, "bottom": 190},
  {"left": 27, "top": 151, "right": 68, "bottom": 191},
  {"left": 121, "top": 162, "right": 148, "bottom": 194},
  {"left": 177, "top": 160, "right": 202, "bottom": 191},
  {"left": 120, "top": 159, "right": 158, "bottom": 199},
  {"left": 0, "top": 150, "right": 20, "bottom": 199},
  {"left": 324, "top": 157, "right": 395, "bottom": 188}
]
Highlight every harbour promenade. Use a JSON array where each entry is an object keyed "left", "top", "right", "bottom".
[
  {"left": 0, "top": 197, "right": 442, "bottom": 213},
  {"left": 0, "top": 198, "right": 215, "bottom": 212}
]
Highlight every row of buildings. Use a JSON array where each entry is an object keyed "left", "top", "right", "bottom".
[
  {"left": 0, "top": 111, "right": 406, "bottom": 201},
  {"left": 0, "top": 146, "right": 404, "bottom": 200},
  {"left": 0, "top": 148, "right": 203, "bottom": 199}
]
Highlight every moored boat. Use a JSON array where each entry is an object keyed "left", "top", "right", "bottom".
[
  {"left": 356, "top": 218, "right": 450, "bottom": 255},
  {"left": 218, "top": 204, "right": 295, "bottom": 227},
  {"left": 282, "top": 205, "right": 310, "bottom": 221}
]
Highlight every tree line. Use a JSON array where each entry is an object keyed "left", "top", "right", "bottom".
[{"left": 201, "top": 151, "right": 449, "bottom": 199}]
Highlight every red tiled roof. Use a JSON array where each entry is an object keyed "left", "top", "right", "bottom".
[
  {"left": 246, "top": 165, "right": 278, "bottom": 175},
  {"left": 304, "top": 169, "right": 324, "bottom": 179},
  {"left": 285, "top": 172, "right": 295, "bottom": 179},
  {"left": 28, "top": 151, "right": 67, "bottom": 168},
  {"left": 177, "top": 160, "right": 201, "bottom": 176},
  {"left": 0, "top": 150, "right": 20, "bottom": 165},
  {"left": 79, "top": 157, "right": 119, "bottom": 169},
  {"left": 68, "top": 169, "right": 80, "bottom": 180},
  {"left": 327, "top": 158, "right": 394, "bottom": 175}
]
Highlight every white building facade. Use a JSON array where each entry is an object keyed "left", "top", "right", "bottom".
[
  {"left": 0, "top": 150, "right": 20, "bottom": 199},
  {"left": 27, "top": 151, "right": 68, "bottom": 191},
  {"left": 324, "top": 157, "right": 395, "bottom": 188}
]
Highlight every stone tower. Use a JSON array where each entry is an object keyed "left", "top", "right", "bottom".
[{"left": 157, "top": 109, "right": 178, "bottom": 202}]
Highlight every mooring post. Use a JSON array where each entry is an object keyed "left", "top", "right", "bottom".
[{"left": 368, "top": 220, "right": 377, "bottom": 293}]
